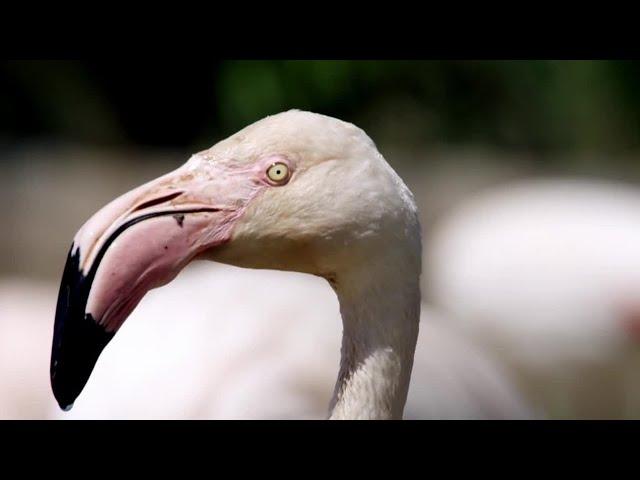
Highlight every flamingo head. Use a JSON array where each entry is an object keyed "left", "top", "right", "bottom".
[{"left": 50, "top": 110, "right": 420, "bottom": 411}]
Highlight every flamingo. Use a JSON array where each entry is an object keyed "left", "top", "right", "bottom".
[
  {"left": 50, "top": 110, "right": 423, "bottom": 420},
  {"left": 426, "top": 179, "right": 640, "bottom": 418}
]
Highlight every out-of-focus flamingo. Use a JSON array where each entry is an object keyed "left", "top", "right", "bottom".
[
  {"left": 0, "top": 269, "right": 534, "bottom": 420},
  {"left": 427, "top": 179, "right": 640, "bottom": 418},
  {"left": 0, "top": 279, "right": 58, "bottom": 419},
  {"left": 46, "top": 262, "right": 534, "bottom": 419}
]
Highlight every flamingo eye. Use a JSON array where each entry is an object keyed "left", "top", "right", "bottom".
[{"left": 266, "top": 162, "right": 290, "bottom": 184}]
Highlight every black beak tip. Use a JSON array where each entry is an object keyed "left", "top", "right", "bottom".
[
  {"left": 50, "top": 244, "right": 114, "bottom": 412},
  {"left": 50, "top": 371, "right": 77, "bottom": 412}
]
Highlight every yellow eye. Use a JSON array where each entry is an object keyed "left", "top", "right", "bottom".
[{"left": 266, "top": 162, "right": 290, "bottom": 184}]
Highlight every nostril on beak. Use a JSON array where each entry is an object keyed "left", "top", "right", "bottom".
[{"left": 132, "top": 191, "right": 183, "bottom": 212}]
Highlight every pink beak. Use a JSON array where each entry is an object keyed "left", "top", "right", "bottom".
[{"left": 50, "top": 159, "right": 261, "bottom": 411}]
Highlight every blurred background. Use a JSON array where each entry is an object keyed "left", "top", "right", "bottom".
[{"left": 3, "top": 60, "right": 640, "bottom": 419}]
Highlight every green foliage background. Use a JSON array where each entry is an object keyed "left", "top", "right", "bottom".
[
  {"left": 2, "top": 60, "right": 640, "bottom": 158},
  {"left": 217, "top": 61, "right": 640, "bottom": 153}
]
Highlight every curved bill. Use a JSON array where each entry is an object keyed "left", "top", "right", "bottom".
[{"left": 50, "top": 162, "right": 247, "bottom": 410}]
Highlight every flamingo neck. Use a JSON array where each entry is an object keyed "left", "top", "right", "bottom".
[{"left": 328, "top": 261, "right": 421, "bottom": 420}]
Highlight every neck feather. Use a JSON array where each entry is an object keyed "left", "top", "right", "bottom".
[{"left": 328, "top": 260, "right": 421, "bottom": 420}]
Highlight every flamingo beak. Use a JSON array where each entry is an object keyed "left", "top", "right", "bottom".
[{"left": 50, "top": 161, "right": 250, "bottom": 411}]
